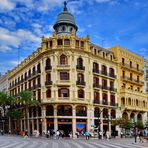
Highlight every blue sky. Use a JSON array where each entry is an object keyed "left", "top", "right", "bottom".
[{"left": 0, "top": 0, "right": 148, "bottom": 74}]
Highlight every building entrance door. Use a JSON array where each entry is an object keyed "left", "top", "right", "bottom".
[
  {"left": 58, "top": 124, "right": 72, "bottom": 137},
  {"left": 58, "top": 118, "right": 72, "bottom": 137}
]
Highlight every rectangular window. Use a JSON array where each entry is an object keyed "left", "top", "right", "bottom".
[
  {"left": 75, "top": 40, "right": 79, "bottom": 47},
  {"left": 122, "top": 58, "right": 125, "bottom": 65},
  {"left": 60, "top": 72, "right": 69, "bottom": 80},
  {"left": 57, "top": 39, "right": 63, "bottom": 45},
  {"left": 81, "top": 41, "right": 84, "bottom": 48},
  {"left": 64, "top": 39, "right": 70, "bottom": 46}
]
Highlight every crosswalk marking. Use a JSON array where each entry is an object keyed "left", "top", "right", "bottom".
[
  {"left": 0, "top": 136, "right": 147, "bottom": 148},
  {"left": 97, "top": 141, "right": 124, "bottom": 148},
  {"left": 60, "top": 140, "right": 72, "bottom": 148},
  {"left": 118, "top": 143, "right": 147, "bottom": 148},
  {"left": 14, "top": 141, "right": 29, "bottom": 148},
  {"left": 70, "top": 141, "right": 85, "bottom": 148},
  {"left": 88, "top": 141, "right": 112, "bottom": 148},
  {"left": 2, "top": 141, "right": 20, "bottom": 148},
  {"left": 78, "top": 140, "right": 98, "bottom": 148}
]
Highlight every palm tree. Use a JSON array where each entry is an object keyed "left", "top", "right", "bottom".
[{"left": 18, "top": 91, "right": 40, "bottom": 135}]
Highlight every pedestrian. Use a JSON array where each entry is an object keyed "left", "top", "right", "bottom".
[
  {"left": 120, "top": 131, "right": 123, "bottom": 138},
  {"left": 106, "top": 130, "right": 110, "bottom": 141},
  {"left": 139, "top": 130, "right": 143, "bottom": 143},
  {"left": 76, "top": 132, "right": 79, "bottom": 138},
  {"left": 56, "top": 130, "right": 60, "bottom": 140},
  {"left": 85, "top": 131, "right": 90, "bottom": 140},
  {"left": 0, "top": 129, "right": 4, "bottom": 135},
  {"left": 99, "top": 130, "right": 102, "bottom": 139}
]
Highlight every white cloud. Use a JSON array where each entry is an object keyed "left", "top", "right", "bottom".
[
  {"left": 0, "top": 0, "right": 16, "bottom": 12},
  {"left": 0, "top": 27, "right": 41, "bottom": 53},
  {"left": 0, "top": 45, "right": 11, "bottom": 52},
  {"left": 95, "top": 0, "right": 113, "bottom": 3}
]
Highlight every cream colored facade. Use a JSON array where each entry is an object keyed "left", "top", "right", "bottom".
[
  {"left": 7, "top": 3, "right": 148, "bottom": 137},
  {"left": 8, "top": 33, "right": 118, "bottom": 137},
  {"left": 110, "top": 46, "right": 148, "bottom": 125},
  {"left": 144, "top": 60, "right": 148, "bottom": 94}
]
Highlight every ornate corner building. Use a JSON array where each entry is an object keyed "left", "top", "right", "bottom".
[{"left": 8, "top": 3, "right": 147, "bottom": 137}]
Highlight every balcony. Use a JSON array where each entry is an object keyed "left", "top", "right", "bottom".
[
  {"left": 45, "top": 81, "right": 53, "bottom": 86},
  {"left": 93, "top": 99, "right": 100, "bottom": 104},
  {"left": 102, "top": 86, "right": 109, "bottom": 91},
  {"left": 122, "top": 76, "right": 143, "bottom": 85},
  {"left": 93, "top": 69, "right": 99, "bottom": 74},
  {"left": 102, "top": 101, "right": 108, "bottom": 105},
  {"left": 45, "top": 65, "right": 52, "bottom": 71},
  {"left": 121, "top": 63, "right": 143, "bottom": 74},
  {"left": 76, "top": 81, "right": 86, "bottom": 86},
  {"left": 101, "top": 71, "right": 108, "bottom": 76},
  {"left": 76, "top": 65, "right": 85, "bottom": 71},
  {"left": 109, "top": 73, "right": 117, "bottom": 79},
  {"left": 35, "top": 84, "right": 41, "bottom": 89},
  {"left": 93, "top": 83, "right": 101, "bottom": 89},
  {"left": 110, "top": 87, "right": 117, "bottom": 92}
]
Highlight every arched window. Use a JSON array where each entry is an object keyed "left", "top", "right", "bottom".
[
  {"left": 57, "top": 105, "right": 72, "bottom": 116},
  {"left": 136, "top": 99, "right": 138, "bottom": 106},
  {"left": 37, "top": 63, "right": 41, "bottom": 73},
  {"left": 111, "top": 109, "right": 116, "bottom": 119},
  {"left": 109, "top": 68, "right": 115, "bottom": 77},
  {"left": 46, "top": 89, "right": 51, "bottom": 98},
  {"left": 46, "top": 73, "right": 51, "bottom": 81},
  {"left": 102, "top": 93, "right": 108, "bottom": 105},
  {"left": 103, "top": 108, "right": 108, "bottom": 118},
  {"left": 128, "top": 98, "right": 131, "bottom": 105},
  {"left": 102, "top": 65, "right": 107, "bottom": 75},
  {"left": 60, "top": 54, "right": 67, "bottom": 65},
  {"left": 77, "top": 57, "right": 83, "bottom": 67},
  {"left": 46, "top": 58, "right": 51, "bottom": 66},
  {"left": 121, "top": 97, "right": 125, "bottom": 105},
  {"left": 94, "top": 108, "right": 100, "bottom": 117},
  {"left": 78, "top": 89, "right": 84, "bottom": 98},
  {"left": 76, "top": 106, "right": 87, "bottom": 116},
  {"left": 77, "top": 73, "right": 84, "bottom": 81}
]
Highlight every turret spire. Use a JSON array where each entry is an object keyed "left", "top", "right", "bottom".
[{"left": 64, "top": 1, "right": 68, "bottom": 11}]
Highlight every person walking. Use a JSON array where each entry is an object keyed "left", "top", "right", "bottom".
[
  {"left": 85, "top": 131, "right": 90, "bottom": 140},
  {"left": 106, "top": 130, "right": 110, "bottom": 141},
  {"left": 56, "top": 130, "right": 60, "bottom": 140},
  {"left": 139, "top": 130, "right": 143, "bottom": 143},
  {"left": 120, "top": 131, "right": 123, "bottom": 138}
]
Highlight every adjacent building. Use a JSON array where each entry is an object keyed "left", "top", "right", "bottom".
[
  {"left": 110, "top": 46, "right": 148, "bottom": 125},
  {"left": 144, "top": 60, "right": 148, "bottom": 94}
]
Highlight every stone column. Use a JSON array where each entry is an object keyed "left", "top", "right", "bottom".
[
  {"left": 27, "top": 109, "right": 30, "bottom": 135},
  {"left": 72, "top": 105, "right": 76, "bottom": 138},
  {"left": 100, "top": 108, "right": 104, "bottom": 139},
  {"left": 36, "top": 109, "right": 39, "bottom": 132},
  {"left": 108, "top": 110, "right": 111, "bottom": 135},
  {"left": 54, "top": 105, "right": 58, "bottom": 131},
  {"left": 42, "top": 106, "right": 47, "bottom": 133}
]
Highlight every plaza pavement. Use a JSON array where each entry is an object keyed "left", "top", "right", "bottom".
[{"left": 0, "top": 135, "right": 147, "bottom": 148}]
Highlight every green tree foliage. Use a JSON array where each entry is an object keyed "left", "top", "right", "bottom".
[{"left": 112, "top": 118, "right": 132, "bottom": 129}]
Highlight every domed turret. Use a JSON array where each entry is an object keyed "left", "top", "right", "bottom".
[{"left": 53, "top": 1, "right": 78, "bottom": 35}]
